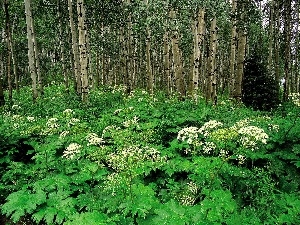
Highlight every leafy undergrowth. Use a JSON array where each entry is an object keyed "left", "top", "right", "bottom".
[{"left": 1, "top": 84, "right": 300, "bottom": 225}]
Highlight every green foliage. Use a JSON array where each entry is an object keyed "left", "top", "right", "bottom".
[{"left": 1, "top": 84, "right": 300, "bottom": 224}]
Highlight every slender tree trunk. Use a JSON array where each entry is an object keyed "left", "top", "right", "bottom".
[
  {"left": 31, "top": 17, "right": 43, "bottom": 95},
  {"left": 4, "top": 0, "right": 12, "bottom": 102},
  {"left": 229, "top": 0, "right": 237, "bottom": 97},
  {"left": 163, "top": 31, "right": 171, "bottom": 94},
  {"left": 191, "top": 8, "right": 205, "bottom": 99},
  {"left": 283, "top": 0, "right": 291, "bottom": 101},
  {"left": 57, "top": 0, "right": 68, "bottom": 92},
  {"left": 206, "top": 17, "right": 217, "bottom": 104},
  {"left": 234, "top": 29, "right": 246, "bottom": 102},
  {"left": 24, "top": 0, "right": 38, "bottom": 102},
  {"left": 0, "top": 52, "right": 5, "bottom": 106},
  {"left": 170, "top": 9, "right": 185, "bottom": 98},
  {"left": 10, "top": 16, "right": 18, "bottom": 94},
  {"left": 268, "top": 0, "right": 274, "bottom": 73},
  {"left": 274, "top": 0, "right": 280, "bottom": 93},
  {"left": 68, "top": 0, "right": 81, "bottom": 94},
  {"left": 77, "top": 0, "right": 89, "bottom": 102},
  {"left": 296, "top": 2, "right": 300, "bottom": 93}
]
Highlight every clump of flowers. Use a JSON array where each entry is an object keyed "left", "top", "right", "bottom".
[
  {"left": 46, "top": 117, "right": 59, "bottom": 129},
  {"left": 177, "top": 127, "right": 200, "bottom": 145},
  {"left": 63, "top": 109, "right": 74, "bottom": 117},
  {"left": 59, "top": 131, "right": 70, "bottom": 139},
  {"left": 86, "top": 133, "right": 104, "bottom": 146},
  {"left": 62, "top": 143, "right": 82, "bottom": 160},
  {"left": 199, "top": 120, "right": 223, "bottom": 137},
  {"left": 68, "top": 118, "right": 80, "bottom": 126},
  {"left": 26, "top": 116, "right": 35, "bottom": 122},
  {"left": 238, "top": 126, "right": 269, "bottom": 150},
  {"left": 178, "top": 181, "right": 199, "bottom": 206},
  {"left": 122, "top": 116, "right": 139, "bottom": 128},
  {"left": 107, "top": 145, "right": 165, "bottom": 172},
  {"left": 288, "top": 93, "right": 300, "bottom": 106}
]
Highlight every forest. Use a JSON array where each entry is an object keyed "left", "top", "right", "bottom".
[{"left": 0, "top": 0, "right": 300, "bottom": 224}]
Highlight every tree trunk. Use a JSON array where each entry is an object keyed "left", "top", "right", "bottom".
[
  {"left": 283, "top": 0, "right": 291, "bottom": 101},
  {"left": 57, "top": 0, "right": 68, "bottom": 92},
  {"left": 68, "top": 0, "right": 81, "bottom": 94},
  {"left": 170, "top": 9, "right": 185, "bottom": 98},
  {"left": 77, "top": 0, "right": 89, "bottom": 102},
  {"left": 4, "top": 0, "right": 12, "bottom": 102},
  {"left": 206, "top": 17, "right": 217, "bottom": 104},
  {"left": 24, "top": 0, "right": 38, "bottom": 102},
  {"left": 229, "top": 0, "right": 237, "bottom": 97},
  {"left": 234, "top": 29, "right": 246, "bottom": 102},
  {"left": 0, "top": 52, "right": 5, "bottom": 106},
  {"left": 268, "top": 0, "right": 274, "bottom": 73},
  {"left": 31, "top": 17, "right": 43, "bottom": 95},
  {"left": 274, "top": 0, "right": 280, "bottom": 93},
  {"left": 191, "top": 8, "right": 205, "bottom": 99}
]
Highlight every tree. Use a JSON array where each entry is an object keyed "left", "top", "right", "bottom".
[
  {"left": 24, "top": 0, "right": 38, "bottom": 101},
  {"left": 77, "top": 0, "right": 89, "bottom": 102}
]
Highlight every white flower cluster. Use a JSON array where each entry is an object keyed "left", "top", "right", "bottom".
[
  {"left": 59, "top": 131, "right": 70, "bottom": 139},
  {"left": 46, "top": 117, "right": 59, "bottom": 129},
  {"left": 26, "top": 116, "right": 35, "bottom": 122},
  {"left": 199, "top": 120, "right": 223, "bottom": 137},
  {"left": 114, "top": 109, "right": 122, "bottom": 115},
  {"left": 62, "top": 143, "right": 81, "bottom": 159},
  {"left": 187, "top": 181, "right": 198, "bottom": 195},
  {"left": 102, "top": 125, "right": 121, "bottom": 138},
  {"left": 63, "top": 108, "right": 74, "bottom": 116},
  {"left": 122, "top": 116, "right": 139, "bottom": 128},
  {"left": 12, "top": 115, "right": 22, "bottom": 121},
  {"left": 288, "top": 93, "right": 300, "bottom": 106},
  {"left": 180, "top": 194, "right": 197, "bottom": 206},
  {"left": 237, "top": 154, "right": 246, "bottom": 165},
  {"left": 179, "top": 181, "right": 199, "bottom": 206},
  {"left": 107, "top": 145, "right": 165, "bottom": 172},
  {"left": 177, "top": 127, "right": 199, "bottom": 144},
  {"left": 268, "top": 124, "right": 279, "bottom": 132},
  {"left": 68, "top": 118, "right": 80, "bottom": 126},
  {"left": 238, "top": 126, "right": 269, "bottom": 150},
  {"left": 232, "top": 118, "right": 251, "bottom": 130},
  {"left": 86, "top": 133, "right": 104, "bottom": 146},
  {"left": 219, "top": 149, "right": 229, "bottom": 158},
  {"left": 202, "top": 141, "right": 216, "bottom": 154},
  {"left": 12, "top": 105, "right": 21, "bottom": 110}
]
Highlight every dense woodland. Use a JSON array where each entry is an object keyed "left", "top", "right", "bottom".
[
  {"left": 0, "top": 0, "right": 299, "bottom": 103},
  {"left": 0, "top": 0, "right": 300, "bottom": 224}
]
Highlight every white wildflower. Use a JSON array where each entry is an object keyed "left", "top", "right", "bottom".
[
  {"left": 46, "top": 118, "right": 59, "bottom": 129},
  {"left": 12, "top": 105, "right": 21, "bottom": 110},
  {"left": 238, "top": 126, "right": 269, "bottom": 150},
  {"left": 62, "top": 143, "right": 81, "bottom": 159},
  {"left": 27, "top": 116, "right": 35, "bottom": 122},
  {"left": 63, "top": 109, "right": 74, "bottom": 115},
  {"left": 187, "top": 182, "right": 198, "bottom": 195},
  {"left": 202, "top": 141, "right": 216, "bottom": 154},
  {"left": 177, "top": 127, "right": 200, "bottom": 143},
  {"left": 237, "top": 154, "right": 246, "bottom": 165},
  {"left": 86, "top": 133, "right": 105, "bottom": 146},
  {"left": 59, "top": 131, "right": 70, "bottom": 138},
  {"left": 114, "top": 109, "right": 122, "bottom": 114},
  {"left": 12, "top": 115, "right": 22, "bottom": 121},
  {"left": 68, "top": 118, "right": 80, "bottom": 126},
  {"left": 199, "top": 120, "right": 223, "bottom": 137}
]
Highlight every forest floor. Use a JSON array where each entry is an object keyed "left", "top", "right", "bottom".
[{"left": 0, "top": 84, "right": 299, "bottom": 225}]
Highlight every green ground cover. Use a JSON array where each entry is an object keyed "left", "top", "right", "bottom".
[{"left": 0, "top": 84, "right": 300, "bottom": 224}]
